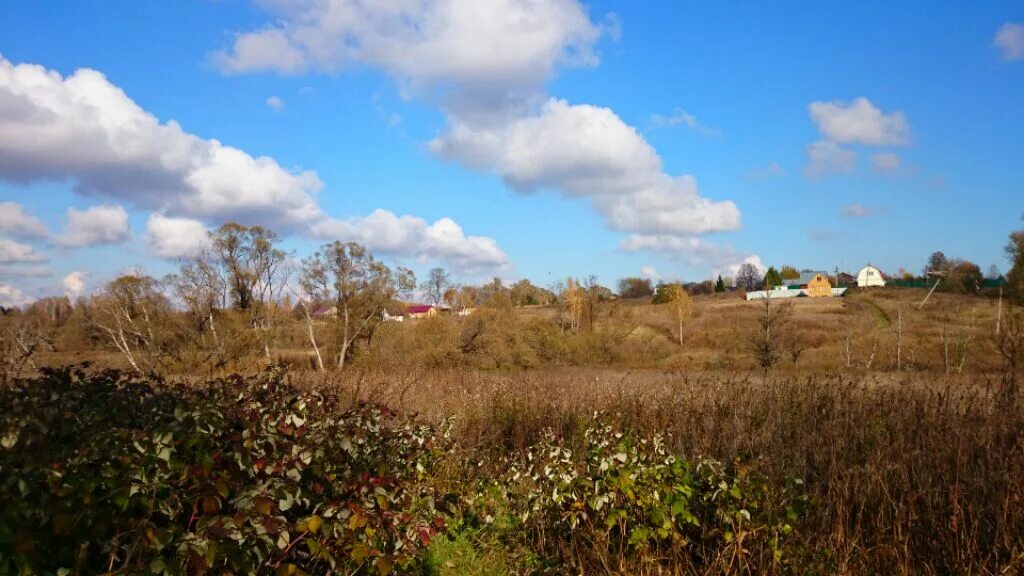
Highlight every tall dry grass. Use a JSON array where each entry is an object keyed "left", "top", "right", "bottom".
[{"left": 294, "top": 368, "right": 1024, "bottom": 574}]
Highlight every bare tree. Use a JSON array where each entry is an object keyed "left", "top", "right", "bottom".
[
  {"left": 0, "top": 315, "right": 53, "bottom": 385},
  {"left": 737, "top": 263, "right": 761, "bottom": 291},
  {"left": 166, "top": 252, "right": 227, "bottom": 361},
  {"left": 421, "top": 267, "right": 451, "bottom": 309},
  {"left": 749, "top": 293, "right": 790, "bottom": 373},
  {"left": 83, "top": 274, "right": 174, "bottom": 373},
  {"left": 301, "top": 242, "right": 414, "bottom": 369}
]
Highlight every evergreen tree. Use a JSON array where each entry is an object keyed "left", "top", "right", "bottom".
[
  {"left": 763, "top": 267, "right": 783, "bottom": 289},
  {"left": 714, "top": 275, "right": 726, "bottom": 293}
]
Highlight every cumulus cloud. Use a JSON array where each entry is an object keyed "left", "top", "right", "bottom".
[
  {"left": 841, "top": 204, "right": 874, "bottom": 218},
  {"left": 266, "top": 95, "right": 285, "bottom": 112},
  {"left": 0, "top": 283, "right": 32, "bottom": 307},
  {"left": 0, "top": 264, "right": 52, "bottom": 278},
  {"left": 217, "top": 1, "right": 738, "bottom": 251},
  {"left": 0, "top": 57, "right": 324, "bottom": 228},
  {"left": 809, "top": 97, "right": 910, "bottom": 147},
  {"left": 213, "top": 0, "right": 604, "bottom": 120},
  {"left": 146, "top": 214, "right": 211, "bottom": 259},
  {"left": 431, "top": 99, "right": 740, "bottom": 236},
  {"left": 804, "top": 140, "right": 857, "bottom": 178},
  {"left": 55, "top": 205, "right": 130, "bottom": 248},
  {"left": 872, "top": 152, "right": 901, "bottom": 174},
  {"left": 0, "top": 56, "right": 506, "bottom": 270},
  {"left": 62, "top": 270, "right": 86, "bottom": 299},
  {"left": 0, "top": 237, "right": 48, "bottom": 263},
  {"left": 311, "top": 209, "right": 509, "bottom": 273},
  {"left": 620, "top": 234, "right": 762, "bottom": 278},
  {"left": 994, "top": 22, "right": 1024, "bottom": 60},
  {"left": 650, "top": 108, "right": 722, "bottom": 137},
  {"left": 0, "top": 202, "right": 48, "bottom": 239}
]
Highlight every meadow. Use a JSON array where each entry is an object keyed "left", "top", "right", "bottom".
[{"left": 2, "top": 285, "right": 1023, "bottom": 574}]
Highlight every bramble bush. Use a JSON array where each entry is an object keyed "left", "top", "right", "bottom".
[
  {"left": 1, "top": 368, "right": 814, "bottom": 575},
  {"left": 458, "top": 417, "right": 809, "bottom": 574},
  {"left": 0, "top": 366, "right": 446, "bottom": 575}
]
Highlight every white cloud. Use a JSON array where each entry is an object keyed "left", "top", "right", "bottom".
[
  {"left": 0, "top": 237, "right": 48, "bottom": 263},
  {"left": 871, "top": 152, "right": 901, "bottom": 174},
  {"left": 0, "top": 202, "right": 48, "bottom": 239},
  {"left": 0, "top": 57, "right": 324, "bottom": 228},
  {"left": 650, "top": 108, "right": 722, "bottom": 137},
  {"left": 213, "top": 0, "right": 604, "bottom": 121},
  {"left": 266, "top": 95, "right": 285, "bottom": 112},
  {"left": 62, "top": 270, "right": 86, "bottom": 299},
  {"left": 311, "top": 209, "right": 509, "bottom": 273},
  {"left": 804, "top": 140, "right": 857, "bottom": 178},
  {"left": 0, "top": 284, "right": 32, "bottom": 307},
  {"left": 215, "top": 1, "right": 737, "bottom": 255},
  {"left": 0, "top": 264, "right": 52, "bottom": 278},
  {"left": 55, "top": 205, "right": 130, "bottom": 247},
  {"left": 808, "top": 97, "right": 910, "bottom": 147},
  {"left": 431, "top": 98, "right": 740, "bottom": 236},
  {"left": 841, "top": 204, "right": 874, "bottom": 218},
  {"left": 640, "top": 265, "right": 660, "bottom": 280},
  {"left": 146, "top": 213, "right": 211, "bottom": 259},
  {"left": 994, "top": 22, "right": 1024, "bottom": 61},
  {"left": 620, "top": 234, "right": 762, "bottom": 278}
]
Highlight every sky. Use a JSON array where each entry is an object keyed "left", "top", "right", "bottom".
[{"left": 1, "top": 1, "right": 1022, "bottom": 306}]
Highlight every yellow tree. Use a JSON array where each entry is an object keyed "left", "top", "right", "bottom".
[{"left": 664, "top": 284, "right": 692, "bottom": 345}]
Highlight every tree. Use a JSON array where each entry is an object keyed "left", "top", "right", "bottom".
[
  {"left": 736, "top": 263, "right": 761, "bottom": 291},
  {"left": 0, "top": 314, "right": 54, "bottom": 384},
  {"left": 300, "top": 242, "right": 414, "bottom": 369},
  {"left": 780, "top": 266, "right": 800, "bottom": 280},
  {"left": 166, "top": 253, "right": 227, "bottom": 361},
  {"left": 560, "top": 278, "right": 586, "bottom": 333},
  {"left": 420, "top": 267, "right": 451, "bottom": 308},
  {"left": 714, "top": 275, "right": 726, "bottom": 293},
  {"left": 84, "top": 274, "right": 174, "bottom": 373},
  {"left": 763, "top": 267, "right": 783, "bottom": 289},
  {"left": 210, "top": 224, "right": 286, "bottom": 313},
  {"left": 748, "top": 293, "right": 791, "bottom": 373},
  {"left": 1007, "top": 226, "right": 1024, "bottom": 302},
  {"left": 618, "top": 277, "right": 654, "bottom": 299},
  {"left": 925, "top": 251, "right": 949, "bottom": 276},
  {"left": 662, "top": 284, "right": 692, "bottom": 345},
  {"left": 946, "top": 260, "right": 983, "bottom": 294},
  {"left": 510, "top": 279, "right": 556, "bottom": 306}
]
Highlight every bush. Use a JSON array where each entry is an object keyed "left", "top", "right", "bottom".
[
  {"left": 0, "top": 367, "right": 446, "bottom": 575},
  {"left": 463, "top": 416, "right": 809, "bottom": 573}
]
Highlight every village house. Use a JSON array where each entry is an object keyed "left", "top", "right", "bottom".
[
  {"left": 857, "top": 265, "right": 886, "bottom": 288},
  {"left": 747, "top": 271, "right": 846, "bottom": 300},
  {"left": 406, "top": 304, "right": 437, "bottom": 319}
]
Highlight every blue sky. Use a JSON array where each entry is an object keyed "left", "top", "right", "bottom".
[{"left": 1, "top": 1, "right": 1022, "bottom": 305}]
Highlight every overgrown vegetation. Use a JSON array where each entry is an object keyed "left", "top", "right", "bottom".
[{"left": 3, "top": 367, "right": 1023, "bottom": 575}]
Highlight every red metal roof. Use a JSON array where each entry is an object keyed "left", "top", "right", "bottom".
[{"left": 406, "top": 305, "right": 434, "bottom": 314}]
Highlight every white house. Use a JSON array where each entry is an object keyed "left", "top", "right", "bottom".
[{"left": 857, "top": 265, "right": 886, "bottom": 288}]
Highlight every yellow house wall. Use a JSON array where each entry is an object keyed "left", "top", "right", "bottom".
[{"left": 806, "top": 275, "right": 832, "bottom": 298}]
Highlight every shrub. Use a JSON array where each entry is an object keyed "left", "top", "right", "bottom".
[
  {"left": 464, "top": 416, "right": 809, "bottom": 573},
  {"left": 0, "top": 366, "right": 446, "bottom": 575}
]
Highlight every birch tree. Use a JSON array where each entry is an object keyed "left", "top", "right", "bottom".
[
  {"left": 662, "top": 283, "right": 692, "bottom": 345},
  {"left": 84, "top": 274, "right": 173, "bottom": 373},
  {"left": 301, "top": 242, "right": 414, "bottom": 369}
]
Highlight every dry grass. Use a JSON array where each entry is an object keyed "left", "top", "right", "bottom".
[{"left": 290, "top": 367, "right": 1024, "bottom": 575}]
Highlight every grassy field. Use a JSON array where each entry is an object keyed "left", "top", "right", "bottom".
[{"left": 4, "top": 286, "right": 1022, "bottom": 574}]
